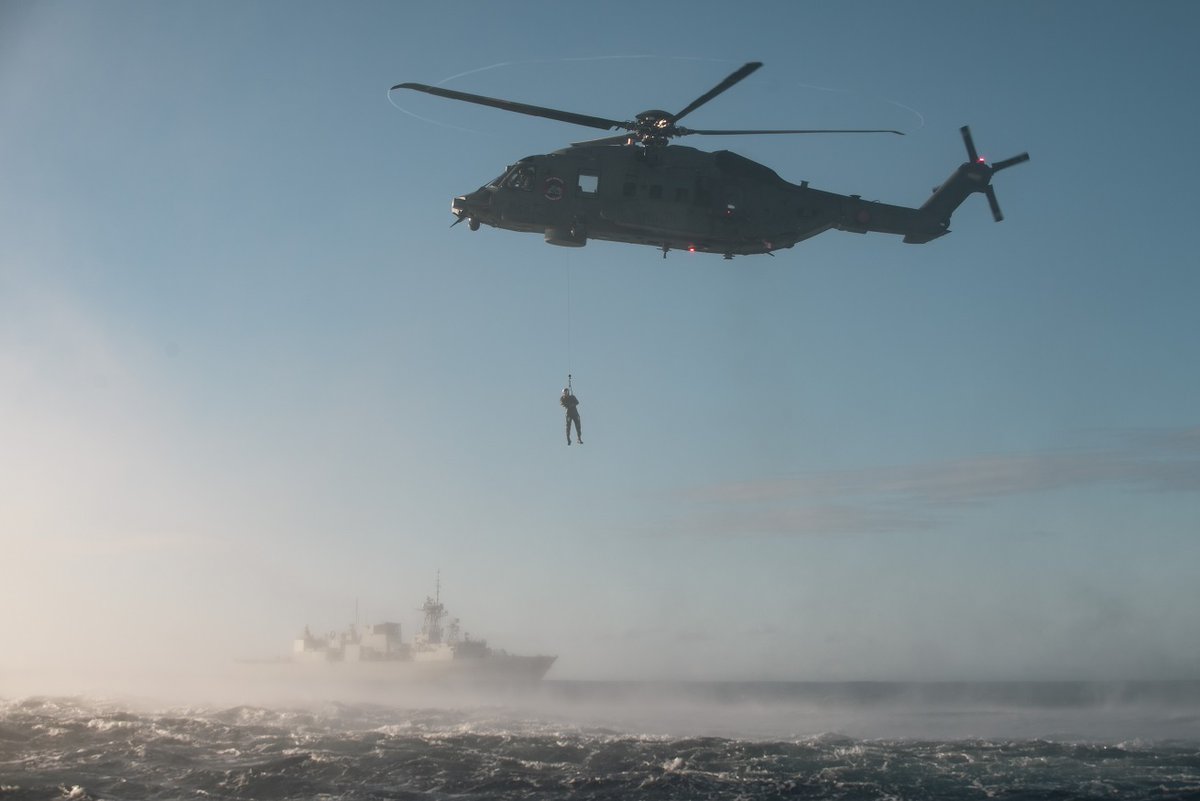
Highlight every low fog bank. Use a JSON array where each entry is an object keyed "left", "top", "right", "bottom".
[
  {"left": 545, "top": 678, "right": 1200, "bottom": 710},
  {"left": 0, "top": 662, "right": 497, "bottom": 712},
  {"left": 4, "top": 664, "right": 1199, "bottom": 742},
  {"left": 524, "top": 680, "right": 1200, "bottom": 741}
]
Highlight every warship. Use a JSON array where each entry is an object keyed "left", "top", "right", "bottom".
[{"left": 290, "top": 579, "right": 556, "bottom": 683}]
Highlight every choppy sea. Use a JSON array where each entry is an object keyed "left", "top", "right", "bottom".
[{"left": 3, "top": 681, "right": 1199, "bottom": 800}]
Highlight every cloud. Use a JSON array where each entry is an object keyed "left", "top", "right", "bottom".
[
  {"left": 657, "top": 503, "right": 936, "bottom": 539},
  {"left": 670, "top": 428, "right": 1200, "bottom": 537}
]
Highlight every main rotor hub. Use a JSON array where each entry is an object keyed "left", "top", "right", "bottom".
[
  {"left": 636, "top": 110, "right": 672, "bottom": 126},
  {"left": 632, "top": 110, "right": 679, "bottom": 146}
]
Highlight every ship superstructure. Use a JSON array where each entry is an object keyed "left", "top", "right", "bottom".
[{"left": 291, "top": 577, "right": 554, "bottom": 681}]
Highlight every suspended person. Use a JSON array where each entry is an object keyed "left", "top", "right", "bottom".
[{"left": 561, "top": 387, "right": 582, "bottom": 445}]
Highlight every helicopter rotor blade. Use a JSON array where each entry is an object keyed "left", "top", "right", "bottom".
[
  {"left": 985, "top": 186, "right": 1004, "bottom": 222},
  {"left": 391, "top": 82, "right": 627, "bottom": 133},
  {"left": 668, "top": 61, "right": 762, "bottom": 125},
  {"left": 570, "top": 134, "right": 637, "bottom": 147},
  {"left": 684, "top": 127, "right": 905, "bottom": 136},
  {"left": 960, "top": 125, "right": 979, "bottom": 163},
  {"left": 991, "top": 152, "right": 1031, "bottom": 172}
]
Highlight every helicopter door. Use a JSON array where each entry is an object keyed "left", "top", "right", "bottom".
[{"left": 567, "top": 169, "right": 600, "bottom": 233}]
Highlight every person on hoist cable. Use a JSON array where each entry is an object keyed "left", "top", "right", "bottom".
[{"left": 560, "top": 387, "right": 582, "bottom": 445}]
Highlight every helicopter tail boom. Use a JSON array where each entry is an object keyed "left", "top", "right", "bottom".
[{"left": 829, "top": 127, "right": 1028, "bottom": 245}]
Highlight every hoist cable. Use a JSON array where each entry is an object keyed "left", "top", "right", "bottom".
[{"left": 566, "top": 258, "right": 573, "bottom": 391}]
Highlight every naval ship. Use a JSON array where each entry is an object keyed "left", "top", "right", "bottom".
[{"left": 291, "top": 581, "right": 556, "bottom": 683}]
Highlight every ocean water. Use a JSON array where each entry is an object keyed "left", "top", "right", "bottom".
[{"left": 3, "top": 682, "right": 1199, "bottom": 800}]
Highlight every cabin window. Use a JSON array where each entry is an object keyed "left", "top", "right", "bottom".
[
  {"left": 649, "top": 184, "right": 663, "bottom": 200},
  {"left": 577, "top": 171, "right": 600, "bottom": 196},
  {"left": 505, "top": 164, "right": 535, "bottom": 191}
]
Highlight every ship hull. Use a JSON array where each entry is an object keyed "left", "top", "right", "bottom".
[{"left": 280, "top": 654, "right": 556, "bottom": 686}]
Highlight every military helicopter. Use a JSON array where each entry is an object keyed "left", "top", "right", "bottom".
[{"left": 390, "top": 62, "right": 1029, "bottom": 259}]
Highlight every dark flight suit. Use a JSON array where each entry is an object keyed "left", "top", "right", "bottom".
[{"left": 560, "top": 390, "right": 582, "bottom": 444}]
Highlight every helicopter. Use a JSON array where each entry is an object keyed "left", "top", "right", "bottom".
[{"left": 390, "top": 62, "right": 1029, "bottom": 259}]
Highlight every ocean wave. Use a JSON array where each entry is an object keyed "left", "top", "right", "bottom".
[{"left": 2, "top": 694, "right": 1199, "bottom": 800}]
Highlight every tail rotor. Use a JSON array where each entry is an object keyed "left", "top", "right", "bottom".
[{"left": 960, "top": 126, "right": 1030, "bottom": 222}]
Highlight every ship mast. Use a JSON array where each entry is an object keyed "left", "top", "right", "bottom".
[{"left": 418, "top": 569, "right": 446, "bottom": 644}]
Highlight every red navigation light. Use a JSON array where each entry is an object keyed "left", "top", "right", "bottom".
[{"left": 688, "top": 245, "right": 697, "bottom": 253}]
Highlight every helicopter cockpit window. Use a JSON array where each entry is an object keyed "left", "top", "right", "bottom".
[
  {"left": 577, "top": 171, "right": 599, "bottom": 196},
  {"left": 503, "top": 163, "right": 536, "bottom": 191}
]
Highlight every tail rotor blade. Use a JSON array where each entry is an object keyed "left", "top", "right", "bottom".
[
  {"left": 991, "top": 152, "right": 1031, "bottom": 172},
  {"left": 985, "top": 186, "right": 1004, "bottom": 222},
  {"left": 958, "top": 125, "right": 1028, "bottom": 222},
  {"left": 961, "top": 125, "right": 979, "bottom": 163}
]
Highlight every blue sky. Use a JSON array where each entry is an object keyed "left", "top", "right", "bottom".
[{"left": 2, "top": 1, "right": 1198, "bottom": 682}]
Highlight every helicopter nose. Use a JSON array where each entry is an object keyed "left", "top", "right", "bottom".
[{"left": 452, "top": 188, "right": 491, "bottom": 219}]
